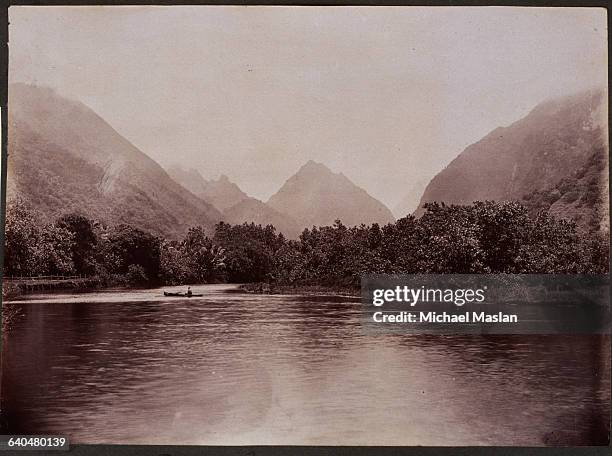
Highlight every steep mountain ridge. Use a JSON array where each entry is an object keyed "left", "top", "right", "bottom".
[
  {"left": 8, "top": 83, "right": 222, "bottom": 239},
  {"left": 166, "top": 166, "right": 248, "bottom": 211},
  {"left": 416, "top": 89, "right": 608, "bottom": 230}
]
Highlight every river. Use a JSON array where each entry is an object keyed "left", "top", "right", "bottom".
[{"left": 1, "top": 284, "right": 609, "bottom": 445}]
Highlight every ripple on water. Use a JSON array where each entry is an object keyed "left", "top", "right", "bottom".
[{"left": 2, "top": 285, "right": 609, "bottom": 445}]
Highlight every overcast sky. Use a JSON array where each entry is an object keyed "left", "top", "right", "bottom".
[{"left": 9, "top": 6, "right": 607, "bottom": 207}]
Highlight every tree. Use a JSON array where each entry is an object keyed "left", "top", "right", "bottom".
[
  {"left": 125, "top": 264, "right": 148, "bottom": 286},
  {"left": 56, "top": 213, "right": 98, "bottom": 275},
  {"left": 579, "top": 231, "right": 610, "bottom": 273},
  {"left": 515, "top": 212, "right": 583, "bottom": 273},
  {"left": 4, "top": 201, "right": 77, "bottom": 276},
  {"left": 160, "top": 241, "right": 190, "bottom": 285},
  {"left": 3, "top": 200, "right": 40, "bottom": 276},
  {"left": 213, "top": 222, "right": 284, "bottom": 282},
  {"left": 469, "top": 201, "right": 531, "bottom": 272},
  {"left": 413, "top": 203, "right": 487, "bottom": 273},
  {"left": 101, "top": 224, "right": 161, "bottom": 284},
  {"left": 181, "top": 226, "right": 225, "bottom": 283},
  {"left": 31, "top": 224, "right": 75, "bottom": 275},
  {"left": 271, "top": 242, "right": 306, "bottom": 284},
  {"left": 379, "top": 215, "right": 420, "bottom": 273}
]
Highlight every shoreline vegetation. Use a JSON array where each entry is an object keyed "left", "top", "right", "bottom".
[
  {"left": 238, "top": 282, "right": 359, "bottom": 297},
  {"left": 2, "top": 276, "right": 104, "bottom": 299},
  {"left": 3, "top": 199, "right": 609, "bottom": 303},
  {"left": 1, "top": 280, "right": 359, "bottom": 301}
]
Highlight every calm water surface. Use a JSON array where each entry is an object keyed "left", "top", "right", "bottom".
[{"left": 2, "top": 284, "right": 609, "bottom": 445}]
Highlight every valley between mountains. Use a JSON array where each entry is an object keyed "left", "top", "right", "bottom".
[{"left": 7, "top": 83, "right": 607, "bottom": 240}]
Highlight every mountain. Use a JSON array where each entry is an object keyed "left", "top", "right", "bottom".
[
  {"left": 267, "top": 160, "right": 395, "bottom": 229},
  {"left": 522, "top": 145, "right": 608, "bottom": 232},
  {"left": 166, "top": 166, "right": 300, "bottom": 236},
  {"left": 393, "top": 177, "right": 429, "bottom": 219},
  {"left": 416, "top": 89, "right": 608, "bottom": 231},
  {"left": 166, "top": 166, "right": 248, "bottom": 211},
  {"left": 165, "top": 166, "right": 210, "bottom": 200},
  {"left": 221, "top": 197, "right": 302, "bottom": 239},
  {"left": 7, "top": 83, "right": 222, "bottom": 239}
]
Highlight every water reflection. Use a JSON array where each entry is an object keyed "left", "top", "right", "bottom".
[{"left": 2, "top": 285, "right": 609, "bottom": 445}]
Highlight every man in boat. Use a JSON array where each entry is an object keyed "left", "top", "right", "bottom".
[{"left": 187, "top": 286, "right": 192, "bottom": 297}]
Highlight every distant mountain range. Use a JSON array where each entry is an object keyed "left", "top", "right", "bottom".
[
  {"left": 7, "top": 84, "right": 395, "bottom": 239},
  {"left": 167, "top": 166, "right": 248, "bottom": 212},
  {"left": 169, "top": 161, "right": 395, "bottom": 236},
  {"left": 7, "top": 84, "right": 221, "bottom": 239},
  {"left": 267, "top": 160, "right": 396, "bottom": 229},
  {"left": 167, "top": 167, "right": 303, "bottom": 237},
  {"left": 8, "top": 83, "right": 607, "bottom": 239},
  {"left": 416, "top": 89, "right": 608, "bottom": 231}
]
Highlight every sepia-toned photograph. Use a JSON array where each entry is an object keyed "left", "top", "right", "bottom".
[{"left": 1, "top": 5, "right": 609, "bottom": 446}]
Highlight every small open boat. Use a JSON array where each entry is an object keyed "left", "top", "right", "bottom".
[{"left": 163, "top": 291, "right": 204, "bottom": 297}]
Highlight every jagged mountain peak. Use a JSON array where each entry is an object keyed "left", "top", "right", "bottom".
[{"left": 166, "top": 166, "right": 248, "bottom": 212}]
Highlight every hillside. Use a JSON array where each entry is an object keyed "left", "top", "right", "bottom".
[
  {"left": 416, "top": 89, "right": 608, "bottom": 231},
  {"left": 167, "top": 166, "right": 248, "bottom": 211},
  {"left": 7, "top": 83, "right": 222, "bottom": 239},
  {"left": 522, "top": 146, "right": 609, "bottom": 231},
  {"left": 221, "top": 197, "right": 302, "bottom": 239},
  {"left": 267, "top": 160, "right": 395, "bottom": 229}
]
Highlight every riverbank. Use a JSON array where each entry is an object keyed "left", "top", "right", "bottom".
[
  {"left": 239, "top": 282, "right": 360, "bottom": 297},
  {"left": 2, "top": 279, "right": 360, "bottom": 302},
  {"left": 2, "top": 276, "right": 105, "bottom": 301}
]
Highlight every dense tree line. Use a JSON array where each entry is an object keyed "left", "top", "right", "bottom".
[{"left": 3, "top": 199, "right": 608, "bottom": 288}]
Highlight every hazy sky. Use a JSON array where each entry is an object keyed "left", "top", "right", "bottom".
[{"left": 9, "top": 6, "right": 607, "bottom": 208}]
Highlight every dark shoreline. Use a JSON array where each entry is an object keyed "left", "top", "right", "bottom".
[
  {"left": 2, "top": 278, "right": 104, "bottom": 301},
  {"left": 238, "top": 282, "right": 360, "bottom": 297},
  {"left": 2, "top": 281, "right": 360, "bottom": 302}
]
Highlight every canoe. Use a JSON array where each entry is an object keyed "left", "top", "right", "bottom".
[{"left": 163, "top": 291, "right": 203, "bottom": 297}]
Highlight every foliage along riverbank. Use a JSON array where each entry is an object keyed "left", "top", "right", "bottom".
[
  {"left": 2, "top": 276, "right": 104, "bottom": 301},
  {"left": 3, "top": 199, "right": 609, "bottom": 301},
  {"left": 239, "top": 282, "right": 360, "bottom": 297}
]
